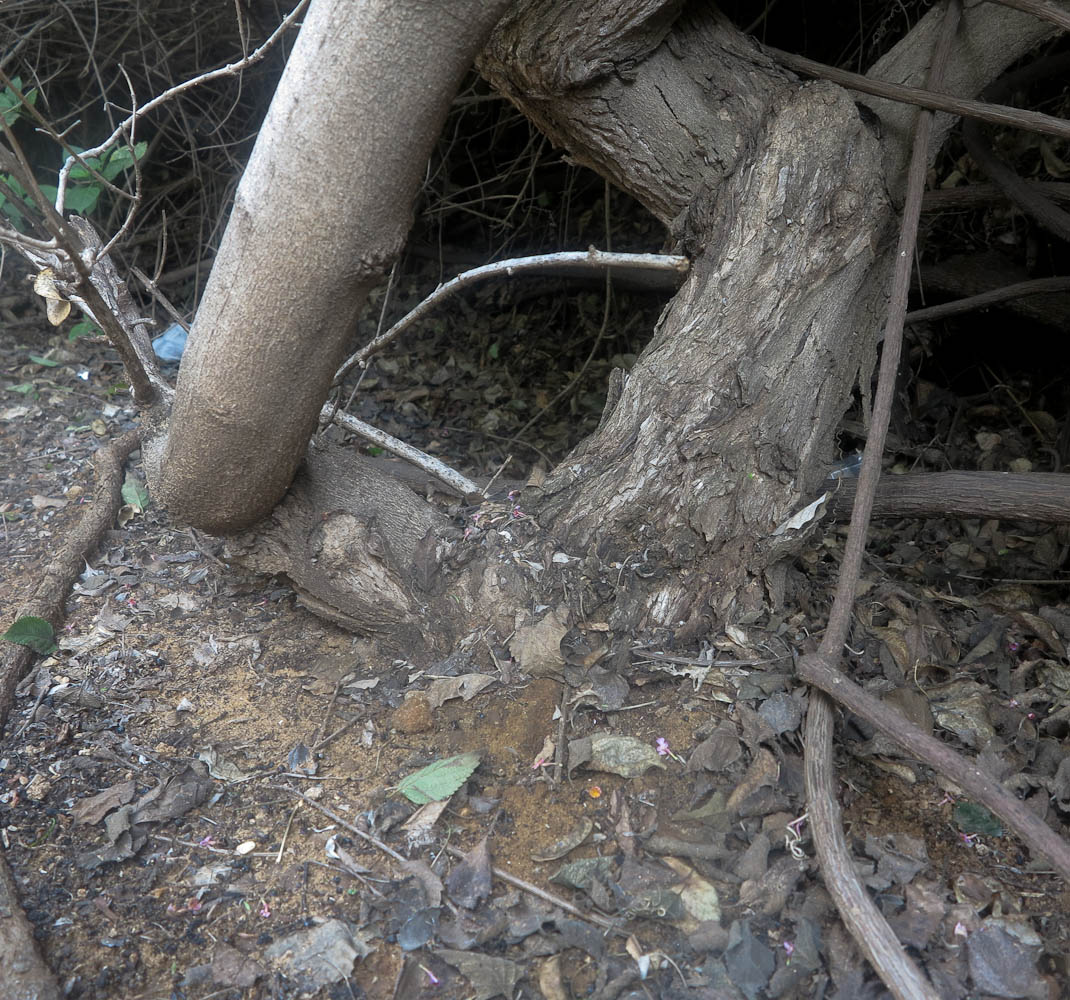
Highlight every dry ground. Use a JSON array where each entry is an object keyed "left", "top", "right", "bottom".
[{"left": 3, "top": 269, "right": 1070, "bottom": 1000}]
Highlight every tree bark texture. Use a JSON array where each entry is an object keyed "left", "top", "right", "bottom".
[
  {"left": 230, "top": 5, "right": 890, "bottom": 651},
  {"left": 480, "top": 2, "right": 890, "bottom": 633},
  {"left": 172, "top": 0, "right": 1062, "bottom": 649},
  {"left": 152, "top": 0, "right": 513, "bottom": 533}
]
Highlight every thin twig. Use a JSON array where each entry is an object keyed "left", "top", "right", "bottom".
[
  {"left": 767, "top": 46, "right": 1070, "bottom": 142},
  {"left": 131, "top": 265, "right": 191, "bottom": 330},
  {"left": 274, "top": 785, "right": 623, "bottom": 934},
  {"left": 333, "top": 249, "right": 689, "bottom": 384},
  {"left": 324, "top": 406, "right": 481, "bottom": 498},
  {"left": 802, "top": 5, "right": 963, "bottom": 1000},
  {"left": 905, "top": 276, "right": 1070, "bottom": 324},
  {"left": 51, "top": 1, "right": 310, "bottom": 213},
  {"left": 922, "top": 181, "right": 1070, "bottom": 211}
]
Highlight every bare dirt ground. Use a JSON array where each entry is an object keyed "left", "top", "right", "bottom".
[{"left": 4, "top": 257, "right": 1070, "bottom": 1000}]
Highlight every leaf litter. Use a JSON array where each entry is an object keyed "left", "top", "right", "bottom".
[{"left": 3, "top": 166, "right": 1070, "bottom": 1000}]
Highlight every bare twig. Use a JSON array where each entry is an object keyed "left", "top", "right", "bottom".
[
  {"left": 51, "top": 0, "right": 310, "bottom": 214},
  {"left": 324, "top": 406, "right": 481, "bottom": 499},
  {"left": 922, "top": 181, "right": 1070, "bottom": 211},
  {"left": 801, "top": 5, "right": 963, "bottom": 999},
  {"left": 333, "top": 249, "right": 689, "bottom": 384},
  {"left": 94, "top": 64, "right": 144, "bottom": 261},
  {"left": 275, "top": 785, "right": 623, "bottom": 934},
  {"left": 767, "top": 46, "right": 1070, "bottom": 142},
  {"left": 905, "top": 276, "right": 1070, "bottom": 323},
  {"left": 131, "top": 265, "right": 191, "bottom": 331}
]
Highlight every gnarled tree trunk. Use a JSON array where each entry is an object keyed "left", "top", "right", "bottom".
[{"left": 152, "top": 0, "right": 1060, "bottom": 655}]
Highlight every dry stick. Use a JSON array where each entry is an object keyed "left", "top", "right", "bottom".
[
  {"left": 801, "top": 5, "right": 963, "bottom": 1000},
  {"left": 824, "top": 471, "right": 1070, "bottom": 524},
  {"left": 1, "top": 429, "right": 140, "bottom": 724},
  {"left": 275, "top": 786, "right": 622, "bottom": 934},
  {"left": 766, "top": 46, "right": 1070, "bottom": 142},
  {"left": 905, "top": 276, "right": 1070, "bottom": 324},
  {"left": 922, "top": 181, "right": 1070, "bottom": 210},
  {"left": 332, "top": 250, "right": 689, "bottom": 384},
  {"left": 0, "top": 428, "right": 139, "bottom": 1000},
  {"left": 325, "top": 406, "right": 481, "bottom": 499}
]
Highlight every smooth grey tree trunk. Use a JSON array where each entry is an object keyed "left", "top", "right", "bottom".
[{"left": 150, "top": 0, "right": 513, "bottom": 533}]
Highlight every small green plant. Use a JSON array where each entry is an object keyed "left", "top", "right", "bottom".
[
  {"left": 0, "top": 78, "right": 146, "bottom": 230},
  {"left": 69, "top": 319, "right": 103, "bottom": 342}
]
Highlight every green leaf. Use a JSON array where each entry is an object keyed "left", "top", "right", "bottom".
[
  {"left": 69, "top": 320, "right": 102, "bottom": 342},
  {"left": 28, "top": 355, "right": 60, "bottom": 367},
  {"left": 952, "top": 801, "right": 1003, "bottom": 838},
  {"left": 122, "top": 475, "right": 151, "bottom": 513},
  {"left": 0, "top": 174, "right": 34, "bottom": 229},
  {"left": 64, "top": 186, "right": 101, "bottom": 214},
  {"left": 70, "top": 141, "right": 147, "bottom": 183},
  {"left": 2, "top": 616, "right": 57, "bottom": 655},
  {"left": 6, "top": 382, "right": 35, "bottom": 395},
  {"left": 0, "top": 79, "right": 37, "bottom": 127},
  {"left": 395, "top": 751, "right": 481, "bottom": 805}
]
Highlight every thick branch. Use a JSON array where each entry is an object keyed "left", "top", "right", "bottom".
[{"left": 826, "top": 472, "right": 1070, "bottom": 523}]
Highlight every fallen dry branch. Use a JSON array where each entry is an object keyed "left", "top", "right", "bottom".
[
  {"left": 905, "top": 276, "right": 1070, "bottom": 324},
  {"left": 1, "top": 429, "right": 140, "bottom": 723},
  {"left": 0, "top": 428, "right": 139, "bottom": 1000},
  {"left": 825, "top": 471, "right": 1070, "bottom": 523},
  {"left": 801, "top": 4, "right": 960, "bottom": 998}
]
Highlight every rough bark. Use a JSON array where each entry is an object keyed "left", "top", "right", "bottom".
[
  {"left": 161, "top": 0, "right": 1063, "bottom": 648},
  {"left": 151, "top": 0, "right": 512, "bottom": 533},
  {"left": 229, "top": 8, "right": 889, "bottom": 650}
]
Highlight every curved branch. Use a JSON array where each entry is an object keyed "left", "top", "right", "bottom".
[
  {"left": 803, "top": 5, "right": 960, "bottom": 998},
  {"left": 800, "top": 653, "right": 1070, "bottom": 884},
  {"left": 333, "top": 249, "right": 688, "bottom": 383}
]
